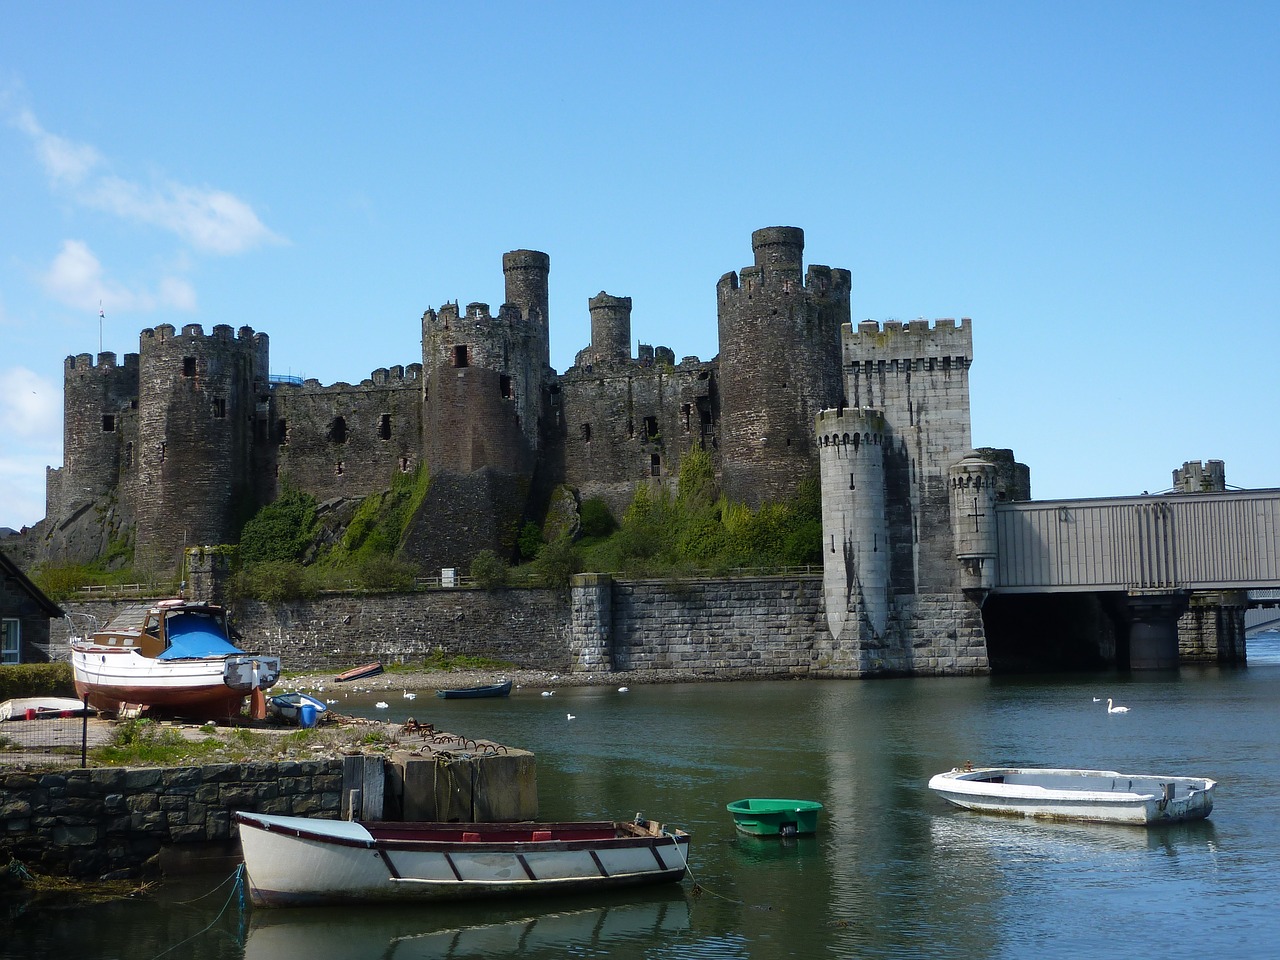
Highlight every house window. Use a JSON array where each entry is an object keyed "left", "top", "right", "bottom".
[
  {"left": 1, "top": 619, "right": 18, "bottom": 665},
  {"left": 379, "top": 414, "right": 391, "bottom": 441},
  {"left": 453, "top": 345, "right": 469, "bottom": 368},
  {"left": 183, "top": 357, "right": 196, "bottom": 376},
  {"left": 102, "top": 414, "right": 116, "bottom": 432}
]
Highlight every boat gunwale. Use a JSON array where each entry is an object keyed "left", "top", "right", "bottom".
[{"left": 233, "top": 812, "right": 689, "bottom": 854}]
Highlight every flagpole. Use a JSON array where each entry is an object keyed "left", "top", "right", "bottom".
[{"left": 98, "top": 302, "right": 104, "bottom": 355}]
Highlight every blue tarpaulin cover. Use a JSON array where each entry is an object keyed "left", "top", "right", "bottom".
[{"left": 157, "top": 612, "right": 244, "bottom": 659}]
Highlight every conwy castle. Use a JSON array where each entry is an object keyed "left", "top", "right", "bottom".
[{"left": 15, "top": 227, "right": 1252, "bottom": 674}]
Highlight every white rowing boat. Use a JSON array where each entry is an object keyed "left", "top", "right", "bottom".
[
  {"left": 927, "top": 767, "right": 1216, "bottom": 825},
  {"left": 233, "top": 812, "right": 690, "bottom": 907}
]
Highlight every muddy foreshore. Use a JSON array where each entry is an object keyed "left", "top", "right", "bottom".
[{"left": 278, "top": 665, "right": 744, "bottom": 695}]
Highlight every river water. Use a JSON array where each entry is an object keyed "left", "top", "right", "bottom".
[{"left": 8, "top": 633, "right": 1280, "bottom": 959}]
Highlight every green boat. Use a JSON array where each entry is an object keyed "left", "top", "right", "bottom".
[{"left": 726, "top": 798, "right": 823, "bottom": 837}]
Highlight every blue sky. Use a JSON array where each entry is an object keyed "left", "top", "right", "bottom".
[{"left": 2, "top": 2, "right": 1277, "bottom": 531}]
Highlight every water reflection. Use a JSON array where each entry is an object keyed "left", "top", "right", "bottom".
[{"left": 243, "top": 892, "right": 690, "bottom": 960}]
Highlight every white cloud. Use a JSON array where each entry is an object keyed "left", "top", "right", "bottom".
[
  {"left": 39, "top": 239, "right": 197, "bottom": 314},
  {"left": 0, "top": 366, "right": 61, "bottom": 441},
  {"left": 14, "top": 107, "right": 102, "bottom": 186},
  {"left": 14, "top": 107, "right": 283, "bottom": 255},
  {"left": 0, "top": 367, "right": 60, "bottom": 529}
]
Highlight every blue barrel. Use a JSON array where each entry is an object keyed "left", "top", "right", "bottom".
[{"left": 298, "top": 703, "right": 318, "bottom": 728}]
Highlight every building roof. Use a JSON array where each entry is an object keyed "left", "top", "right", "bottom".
[{"left": 0, "top": 550, "right": 65, "bottom": 619}]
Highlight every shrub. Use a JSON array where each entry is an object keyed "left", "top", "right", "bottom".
[
  {"left": 529, "top": 532, "right": 582, "bottom": 588},
  {"left": 469, "top": 550, "right": 509, "bottom": 589},
  {"left": 0, "top": 663, "right": 75, "bottom": 701},
  {"left": 239, "top": 487, "right": 317, "bottom": 565},
  {"left": 352, "top": 555, "right": 418, "bottom": 592},
  {"left": 579, "top": 498, "right": 617, "bottom": 539}
]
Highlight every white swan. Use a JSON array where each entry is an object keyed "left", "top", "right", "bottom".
[
  {"left": 403, "top": 689, "right": 417, "bottom": 700},
  {"left": 375, "top": 701, "right": 389, "bottom": 709},
  {"left": 1106, "top": 698, "right": 1129, "bottom": 714},
  {"left": 617, "top": 686, "right": 629, "bottom": 693},
  {"left": 566, "top": 713, "right": 576, "bottom": 720}
]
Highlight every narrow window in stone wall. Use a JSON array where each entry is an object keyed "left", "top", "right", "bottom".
[
  {"left": 277, "top": 419, "right": 287, "bottom": 445},
  {"left": 651, "top": 454, "right": 661, "bottom": 477},
  {"left": 125, "top": 442, "right": 133, "bottom": 468},
  {"left": 644, "top": 416, "right": 658, "bottom": 440},
  {"left": 335, "top": 461, "right": 344, "bottom": 476},
  {"left": 500, "top": 375, "right": 512, "bottom": 399},
  {"left": 102, "top": 414, "right": 116, "bottom": 432},
  {"left": 582, "top": 423, "right": 591, "bottom": 442},
  {"left": 399, "top": 456, "right": 411, "bottom": 472},
  {"left": 453, "top": 345, "right": 469, "bottom": 368},
  {"left": 627, "top": 419, "right": 634, "bottom": 439},
  {"left": 213, "top": 397, "right": 227, "bottom": 418},
  {"left": 379, "top": 414, "right": 391, "bottom": 440},
  {"left": 328, "top": 416, "right": 347, "bottom": 444},
  {"left": 0, "top": 619, "right": 19, "bottom": 664},
  {"left": 682, "top": 404, "right": 691, "bottom": 432},
  {"left": 183, "top": 357, "right": 196, "bottom": 376},
  {"left": 160, "top": 442, "right": 167, "bottom": 463}
]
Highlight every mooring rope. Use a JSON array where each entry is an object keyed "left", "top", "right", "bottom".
[
  {"left": 664, "top": 828, "right": 742, "bottom": 904},
  {"left": 148, "top": 865, "right": 245, "bottom": 960}
]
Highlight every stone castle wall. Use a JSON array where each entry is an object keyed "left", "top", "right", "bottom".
[{"left": 273, "top": 366, "right": 423, "bottom": 500}]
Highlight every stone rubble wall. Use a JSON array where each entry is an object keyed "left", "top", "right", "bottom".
[{"left": 0, "top": 759, "right": 342, "bottom": 879}]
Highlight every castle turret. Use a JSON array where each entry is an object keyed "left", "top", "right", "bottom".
[
  {"left": 949, "top": 453, "right": 1000, "bottom": 598},
  {"left": 817, "top": 408, "right": 890, "bottom": 644},
  {"left": 588, "top": 292, "right": 632, "bottom": 364},
  {"left": 717, "top": 227, "right": 849, "bottom": 506}
]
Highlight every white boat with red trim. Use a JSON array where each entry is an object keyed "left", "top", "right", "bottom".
[
  {"left": 70, "top": 599, "right": 280, "bottom": 718},
  {"left": 233, "top": 811, "right": 691, "bottom": 907}
]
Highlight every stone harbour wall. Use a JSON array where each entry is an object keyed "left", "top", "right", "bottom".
[{"left": 0, "top": 759, "right": 342, "bottom": 879}]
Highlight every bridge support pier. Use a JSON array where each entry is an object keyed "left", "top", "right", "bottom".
[{"left": 1124, "top": 592, "right": 1190, "bottom": 670}]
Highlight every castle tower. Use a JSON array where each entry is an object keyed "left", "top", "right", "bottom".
[
  {"left": 1173, "top": 459, "right": 1226, "bottom": 493},
  {"left": 717, "top": 227, "right": 849, "bottom": 506},
  {"left": 60, "top": 351, "right": 140, "bottom": 513},
  {"left": 949, "top": 453, "right": 1000, "bottom": 598},
  {"left": 844, "top": 318, "right": 973, "bottom": 592},
  {"left": 588, "top": 292, "right": 632, "bottom": 364},
  {"left": 133, "top": 323, "right": 265, "bottom": 570},
  {"left": 817, "top": 408, "right": 890, "bottom": 644}
]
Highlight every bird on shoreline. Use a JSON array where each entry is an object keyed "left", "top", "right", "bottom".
[{"left": 1106, "top": 698, "right": 1129, "bottom": 714}]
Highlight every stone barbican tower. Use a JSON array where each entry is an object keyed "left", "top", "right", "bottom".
[
  {"left": 717, "top": 227, "right": 849, "bottom": 506},
  {"left": 815, "top": 317, "right": 990, "bottom": 676},
  {"left": 132, "top": 323, "right": 267, "bottom": 570}
]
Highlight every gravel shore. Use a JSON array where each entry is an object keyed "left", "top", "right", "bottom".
[{"left": 282, "top": 665, "right": 732, "bottom": 695}]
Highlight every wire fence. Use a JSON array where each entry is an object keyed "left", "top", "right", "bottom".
[{"left": 0, "top": 696, "right": 100, "bottom": 769}]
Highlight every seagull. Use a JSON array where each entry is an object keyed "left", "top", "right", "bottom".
[
  {"left": 1106, "top": 698, "right": 1130, "bottom": 714},
  {"left": 375, "top": 701, "right": 389, "bottom": 709}
]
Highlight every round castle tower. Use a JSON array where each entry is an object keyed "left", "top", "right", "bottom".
[
  {"left": 588, "top": 292, "right": 632, "bottom": 364},
  {"left": 817, "top": 407, "right": 890, "bottom": 643},
  {"left": 717, "top": 227, "right": 849, "bottom": 506},
  {"left": 948, "top": 453, "right": 1000, "bottom": 597},
  {"left": 133, "top": 323, "right": 266, "bottom": 569},
  {"left": 60, "top": 351, "right": 140, "bottom": 513}
]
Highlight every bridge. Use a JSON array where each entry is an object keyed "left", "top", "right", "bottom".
[{"left": 990, "top": 488, "right": 1280, "bottom": 667}]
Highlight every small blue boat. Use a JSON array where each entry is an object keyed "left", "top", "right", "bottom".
[
  {"left": 268, "top": 692, "right": 328, "bottom": 727},
  {"left": 726, "top": 798, "right": 823, "bottom": 837},
  {"left": 435, "top": 679, "right": 513, "bottom": 700}
]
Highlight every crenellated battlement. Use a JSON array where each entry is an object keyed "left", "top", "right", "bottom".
[
  {"left": 845, "top": 317, "right": 973, "bottom": 365},
  {"left": 65, "top": 352, "right": 140, "bottom": 376},
  {"left": 815, "top": 407, "right": 888, "bottom": 447}
]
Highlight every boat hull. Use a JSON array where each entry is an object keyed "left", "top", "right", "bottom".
[
  {"left": 436, "top": 680, "right": 513, "bottom": 700},
  {"left": 726, "top": 799, "right": 823, "bottom": 836},
  {"left": 928, "top": 767, "right": 1216, "bottom": 825},
  {"left": 71, "top": 647, "right": 279, "bottom": 717},
  {"left": 234, "top": 812, "right": 690, "bottom": 907}
]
